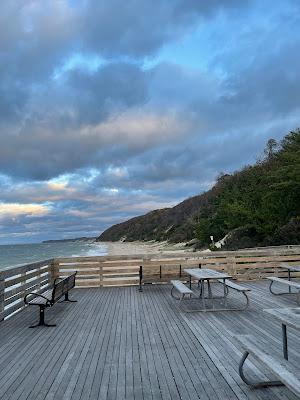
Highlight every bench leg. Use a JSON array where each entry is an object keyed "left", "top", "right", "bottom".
[
  {"left": 222, "top": 291, "right": 249, "bottom": 311},
  {"left": 239, "top": 351, "right": 283, "bottom": 388},
  {"left": 222, "top": 279, "right": 228, "bottom": 307},
  {"left": 171, "top": 287, "right": 181, "bottom": 300},
  {"left": 61, "top": 292, "right": 77, "bottom": 302},
  {"left": 29, "top": 306, "right": 56, "bottom": 328},
  {"left": 269, "top": 280, "right": 297, "bottom": 296},
  {"left": 238, "top": 292, "right": 250, "bottom": 311}
]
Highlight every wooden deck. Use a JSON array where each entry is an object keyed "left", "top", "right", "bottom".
[{"left": 0, "top": 280, "right": 299, "bottom": 400}]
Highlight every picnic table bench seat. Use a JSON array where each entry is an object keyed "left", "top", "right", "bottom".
[
  {"left": 217, "top": 279, "right": 251, "bottom": 310},
  {"left": 235, "top": 334, "right": 300, "bottom": 398},
  {"left": 217, "top": 279, "right": 251, "bottom": 292},
  {"left": 267, "top": 277, "right": 300, "bottom": 304},
  {"left": 24, "top": 272, "right": 77, "bottom": 328},
  {"left": 170, "top": 280, "right": 194, "bottom": 300}
]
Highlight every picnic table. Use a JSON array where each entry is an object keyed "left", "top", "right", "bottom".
[
  {"left": 184, "top": 268, "right": 231, "bottom": 310},
  {"left": 264, "top": 307, "right": 300, "bottom": 360}
]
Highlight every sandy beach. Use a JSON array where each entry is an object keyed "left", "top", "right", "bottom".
[{"left": 102, "top": 240, "right": 190, "bottom": 256}]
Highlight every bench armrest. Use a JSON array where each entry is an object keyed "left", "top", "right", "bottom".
[
  {"left": 53, "top": 277, "right": 63, "bottom": 285},
  {"left": 24, "top": 292, "right": 52, "bottom": 305}
]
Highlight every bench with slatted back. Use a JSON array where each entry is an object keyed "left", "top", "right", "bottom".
[{"left": 24, "top": 272, "right": 77, "bottom": 328}]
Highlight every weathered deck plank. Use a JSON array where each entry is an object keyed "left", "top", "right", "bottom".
[{"left": 0, "top": 281, "right": 299, "bottom": 399}]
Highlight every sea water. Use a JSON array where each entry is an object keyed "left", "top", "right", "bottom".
[{"left": 0, "top": 240, "right": 108, "bottom": 271}]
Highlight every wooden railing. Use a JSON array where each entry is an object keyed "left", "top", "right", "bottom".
[
  {"left": 1, "top": 246, "right": 300, "bottom": 320},
  {"left": 54, "top": 256, "right": 142, "bottom": 287},
  {"left": 54, "top": 247, "right": 300, "bottom": 288},
  {"left": 0, "top": 259, "right": 54, "bottom": 321}
]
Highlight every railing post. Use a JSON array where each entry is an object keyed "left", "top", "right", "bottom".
[
  {"left": 99, "top": 263, "right": 103, "bottom": 287},
  {"left": 51, "top": 259, "right": 59, "bottom": 284},
  {"left": 139, "top": 266, "right": 143, "bottom": 292},
  {"left": 36, "top": 266, "right": 41, "bottom": 292},
  {"left": 229, "top": 256, "right": 237, "bottom": 280},
  {"left": 0, "top": 273, "right": 4, "bottom": 322},
  {"left": 21, "top": 269, "right": 27, "bottom": 299}
]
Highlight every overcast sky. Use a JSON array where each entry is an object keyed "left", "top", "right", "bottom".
[{"left": 0, "top": 0, "right": 299, "bottom": 244}]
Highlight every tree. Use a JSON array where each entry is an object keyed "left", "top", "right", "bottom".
[{"left": 263, "top": 138, "right": 278, "bottom": 160}]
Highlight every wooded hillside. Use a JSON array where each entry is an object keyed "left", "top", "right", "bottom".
[{"left": 97, "top": 130, "right": 300, "bottom": 249}]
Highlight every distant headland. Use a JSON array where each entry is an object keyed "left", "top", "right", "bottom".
[{"left": 42, "top": 237, "right": 96, "bottom": 244}]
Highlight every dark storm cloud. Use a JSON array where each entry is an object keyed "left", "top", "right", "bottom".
[
  {"left": 66, "top": 62, "right": 148, "bottom": 124},
  {"left": 0, "top": 0, "right": 249, "bottom": 90},
  {"left": 80, "top": 0, "right": 249, "bottom": 57}
]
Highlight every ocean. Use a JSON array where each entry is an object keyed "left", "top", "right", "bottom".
[{"left": 0, "top": 240, "right": 108, "bottom": 271}]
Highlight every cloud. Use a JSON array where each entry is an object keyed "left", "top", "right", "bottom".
[
  {"left": 0, "top": 203, "right": 49, "bottom": 219},
  {"left": 0, "top": 0, "right": 299, "bottom": 243},
  {"left": 1, "top": 1, "right": 293, "bottom": 182},
  {"left": 80, "top": 0, "right": 249, "bottom": 57}
]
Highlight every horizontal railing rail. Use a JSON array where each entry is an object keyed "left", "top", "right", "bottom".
[
  {"left": 1, "top": 246, "right": 300, "bottom": 320},
  {"left": 242, "top": 244, "right": 300, "bottom": 250}
]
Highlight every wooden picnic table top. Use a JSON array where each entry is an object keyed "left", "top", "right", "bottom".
[
  {"left": 264, "top": 307, "right": 300, "bottom": 330},
  {"left": 184, "top": 268, "right": 231, "bottom": 280}
]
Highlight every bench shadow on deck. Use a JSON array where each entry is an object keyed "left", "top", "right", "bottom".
[{"left": 0, "top": 281, "right": 299, "bottom": 400}]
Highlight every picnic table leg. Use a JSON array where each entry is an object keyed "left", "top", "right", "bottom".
[
  {"left": 201, "top": 280, "right": 206, "bottom": 310},
  {"left": 207, "top": 279, "right": 214, "bottom": 309},
  {"left": 189, "top": 275, "right": 192, "bottom": 290},
  {"left": 207, "top": 280, "right": 212, "bottom": 298},
  {"left": 239, "top": 351, "right": 283, "bottom": 388},
  {"left": 223, "top": 278, "right": 228, "bottom": 307},
  {"left": 282, "top": 324, "right": 288, "bottom": 360},
  {"left": 288, "top": 270, "right": 291, "bottom": 293},
  {"left": 199, "top": 282, "right": 203, "bottom": 297}
]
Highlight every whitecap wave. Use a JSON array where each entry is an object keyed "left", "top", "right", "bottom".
[{"left": 85, "top": 243, "right": 108, "bottom": 256}]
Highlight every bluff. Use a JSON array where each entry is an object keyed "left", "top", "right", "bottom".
[
  {"left": 97, "top": 130, "right": 300, "bottom": 249},
  {"left": 97, "top": 186, "right": 220, "bottom": 243}
]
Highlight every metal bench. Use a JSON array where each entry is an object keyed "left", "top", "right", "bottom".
[
  {"left": 170, "top": 280, "right": 194, "bottom": 300},
  {"left": 267, "top": 277, "right": 300, "bottom": 305},
  {"left": 24, "top": 272, "right": 77, "bottom": 328},
  {"left": 235, "top": 334, "right": 300, "bottom": 397},
  {"left": 217, "top": 279, "right": 251, "bottom": 310}
]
